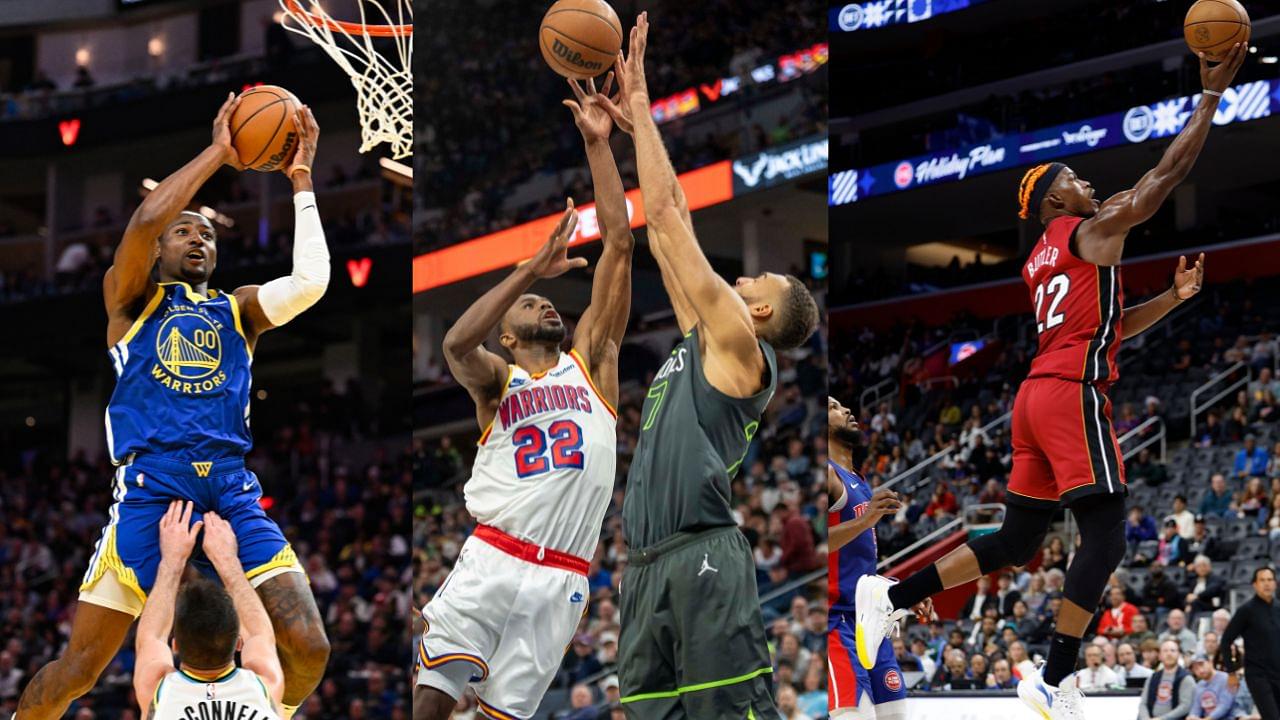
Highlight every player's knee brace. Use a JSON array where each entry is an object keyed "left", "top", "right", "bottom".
[
  {"left": 968, "top": 503, "right": 1056, "bottom": 575},
  {"left": 1063, "top": 493, "right": 1127, "bottom": 608}
]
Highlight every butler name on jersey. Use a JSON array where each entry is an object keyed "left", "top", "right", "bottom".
[{"left": 465, "top": 350, "right": 617, "bottom": 560}]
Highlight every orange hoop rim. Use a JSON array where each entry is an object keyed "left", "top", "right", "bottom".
[{"left": 283, "top": 0, "right": 411, "bottom": 38}]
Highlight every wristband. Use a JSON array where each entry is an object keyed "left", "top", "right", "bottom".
[
  {"left": 289, "top": 164, "right": 312, "bottom": 178},
  {"left": 1203, "top": 89, "right": 1223, "bottom": 97}
]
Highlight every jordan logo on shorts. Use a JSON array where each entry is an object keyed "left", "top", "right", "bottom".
[{"left": 698, "top": 553, "right": 718, "bottom": 576}]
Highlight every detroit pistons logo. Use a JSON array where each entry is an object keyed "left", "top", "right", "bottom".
[
  {"left": 151, "top": 311, "right": 228, "bottom": 393},
  {"left": 883, "top": 669, "right": 902, "bottom": 692}
]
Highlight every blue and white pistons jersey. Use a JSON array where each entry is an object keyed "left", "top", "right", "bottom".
[
  {"left": 829, "top": 461, "right": 876, "bottom": 617},
  {"left": 465, "top": 350, "right": 617, "bottom": 560},
  {"left": 105, "top": 282, "right": 252, "bottom": 465}
]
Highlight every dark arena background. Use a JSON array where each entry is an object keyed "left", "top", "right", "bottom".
[
  {"left": 413, "top": 1, "right": 828, "bottom": 717},
  {"left": 0, "top": 1, "right": 412, "bottom": 717},
  {"left": 829, "top": 1, "right": 1280, "bottom": 717}
]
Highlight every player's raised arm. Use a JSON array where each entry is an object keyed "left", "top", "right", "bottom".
[
  {"left": 1123, "top": 254, "right": 1204, "bottom": 339},
  {"left": 105, "top": 93, "right": 243, "bottom": 329},
  {"left": 1078, "top": 45, "right": 1246, "bottom": 264},
  {"left": 202, "top": 512, "right": 285, "bottom": 706},
  {"left": 620, "top": 13, "right": 762, "bottom": 376},
  {"left": 563, "top": 74, "right": 633, "bottom": 396},
  {"left": 234, "top": 107, "right": 330, "bottom": 351},
  {"left": 442, "top": 204, "right": 584, "bottom": 417},
  {"left": 134, "top": 501, "right": 203, "bottom": 718}
]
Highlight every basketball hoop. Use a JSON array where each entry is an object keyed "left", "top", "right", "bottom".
[{"left": 279, "top": 0, "right": 412, "bottom": 160}]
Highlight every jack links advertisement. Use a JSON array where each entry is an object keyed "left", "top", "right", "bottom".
[
  {"left": 733, "top": 135, "right": 829, "bottom": 194},
  {"left": 830, "top": 77, "right": 1278, "bottom": 206}
]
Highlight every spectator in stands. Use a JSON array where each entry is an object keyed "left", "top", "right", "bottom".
[
  {"left": 1187, "top": 516, "right": 1226, "bottom": 562},
  {"left": 563, "top": 634, "right": 603, "bottom": 684},
  {"left": 988, "top": 658, "right": 1016, "bottom": 689},
  {"left": 1188, "top": 653, "right": 1234, "bottom": 720},
  {"left": 1263, "top": 495, "right": 1280, "bottom": 541},
  {"left": 924, "top": 482, "right": 958, "bottom": 520},
  {"left": 1183, "top": 555, "right": 1227, "bottom": 614},
  {"left": 1139, "top": 639, "right": 1196, "bottom": 720},
  {"left": 1163, "top": 609, "right": 1199, "bottom": 655},
  {"left": 994, "top": 571, "right": 1021, "bottom": 616},
  {"left": 1200, "top": 475, "right": 1235, "bottom": 518},
  {"left": 968, "top": 613, "right": 1001, "bottom": 650},
  {"left": 776, "top": 683, "right": 811, "bottom": 720},
  {"left": 1030, "top": 593, "right": 1063, "bottom": 644},
  {"left": 1007, "top": 599, "right": 1038, "bottom": 639},
  {"left": 1157, "top": 519, "right": 1189, "bottom": 566},
  {"left": 1119, "top": 642, "right": 1155, "bottom": 684},
  {"left": 1129, "top": 506, "right": 1160, "bottom": 546},
  {"left": 1201, "top": 632, "right": 1221, "bottom": 661},
  {"left": 929, "top": 648, "right": 969, "bottom": 690},
  {"left": 1238, "top": 478, "right": 1267, "bottom": 525},
  {"left": 1144, "top": 566, "right": 1186, "bottom": 622},
  {"left": 1227, "top": 671, "right": 1260, "bottom": 720},
  {"left": 1130, "top": 448, "right": 1171, "bottom": 486},
  {"left": 1172, "top": 496, "right": 1197, "bottom": 539},
  {"left": 1075, "top": 643, "right": 1120, "bottom": 691},
  {"left": 773, "top": 502, "right": 819, "bottom": 575},
  {"left": 1236, "top": 435, "right": 1269, "bottom": 480},
  {"left": 1129, "top": 613, "right": 1159, "bottom": 647},
  {"left": 1141, "top": 639, "right": 1162, "bottom": 671},
  {"left": 1100, "top": 585, "right": 1142, "bottom": 639},
  {"left": 1043, "top": 536, "right": 1068, "bottom": 572},
  {"left": 561, "top": 683, "right": 597, "bottom": 720},
  {"left": 962, "top": 576, "right": 996, "bottom": 622},
  {"left": 1023, "top": 572, "right": 1048, "bottom": 614}
]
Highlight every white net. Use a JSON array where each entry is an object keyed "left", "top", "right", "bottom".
[{"left": 278, "top": 0, "right": 412, "bottom": 160}]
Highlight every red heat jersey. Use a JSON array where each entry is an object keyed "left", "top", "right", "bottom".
[{"left": 1023, "top": 216, "right": 1124, "bottom": 384}]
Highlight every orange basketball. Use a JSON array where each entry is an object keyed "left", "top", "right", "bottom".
[
  {"left": 1184, "top": 0, "right": 1251, "bottom": 62},
  {"left": 229, "top": 85, "right": 301, "bottom": 172},
  {"left": 539, "top": 0, "right": 623, "bottom": 80}
]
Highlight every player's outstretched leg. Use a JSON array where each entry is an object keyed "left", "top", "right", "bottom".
[
  {"left": 1018, "top": 494, "right": 1125, "bottom": 720},
  {"left": 413, "top": 684, "right": 458, "bottom": 720},
  {"left": 256, "top": 573, "right": 331, "bottom": 713},
  {"left": 855, "top": 502, "right": 1056, "bottom": 669},
  {"left": 15, "top": 604, "right": 134, "bottom": 719}
]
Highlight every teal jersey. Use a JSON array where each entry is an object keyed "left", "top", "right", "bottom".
[
  {"left": 105, "top": 282, "right": 253, "bottom": 464},
  {"left": 623, "top": 327, "right": 777, "bottom": 549}
]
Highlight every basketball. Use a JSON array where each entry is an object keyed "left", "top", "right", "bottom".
[
  {"left": 539, "top": 0, "right": 623, "bottom": 79},
  {"left": 1184, "top": 0, "right": 1251, "bottom": 62},
  {"left": 229, "top": 85, "right": 301, "bottom": 172}
]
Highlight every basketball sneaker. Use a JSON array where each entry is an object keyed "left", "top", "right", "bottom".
[
  {"left": 1017, "top": 666, "right": 1085, "bottom": 720},
  {"left": 853, "top": 574, "right": 907, "bottom": 669}
]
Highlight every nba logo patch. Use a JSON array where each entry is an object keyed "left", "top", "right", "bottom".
[
  {"left": 884, "top": 669, "right": 902, "bottom": 692},
  {"left": 205, "top": 683, "right": 217, "bottom": 700}
]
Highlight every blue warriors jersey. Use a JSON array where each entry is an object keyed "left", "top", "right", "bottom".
[
  {"left": 829, "top": 460, "right": 876, "bottom": 616},
  {"left": 105, "top": 282, "right": 252, "bottom": 465}
]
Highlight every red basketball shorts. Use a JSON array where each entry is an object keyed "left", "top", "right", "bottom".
[{"left": 1008, "top": 377, "right": 1127, "bottom": 508}]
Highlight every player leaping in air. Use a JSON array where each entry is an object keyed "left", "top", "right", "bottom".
[
  {"left": 596, "top": 13, "right": 820, "bottom": 719},
  {"left": 828, "top": 398, "right": 933, "bottom": 720},
  {"left": 134, "top": 502, "right": 285, "bottom": 720},
  {"left": 16, "top": 95, "right": 330, "bottom": 720},
  {"left": 854, "top": 42, "right": 1240, "bottom": 720},
  {"left": 415, "top": 73, "right": 634, "bottom": 720}
]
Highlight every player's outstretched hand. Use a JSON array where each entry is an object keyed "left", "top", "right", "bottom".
[
  {"left": 618, "top": 12, "right": 650, "bottom": 108},
  {"left": 158, "top": 500, "right": 203, "bottom": 564},
  {"left": 201, "top": 511, "right": 239, "bottom": 570},
  {"left": 1174, "top": 253, "right": 1205, "bottom": 301},
  {"left": 1201, "top": 41, "right": 1248, "bottom": 94},
  {"left": 212, "top": 92, "right": 247, "bottom": 171},
  {"left": 285, "top": 105, "right": 320, "bottom": 178},
  {"left": 564, "top": 73, "right": 626, "bottom": 140},
  {"left": 525, "top": 199, "right": 586, "bottom": 279}
]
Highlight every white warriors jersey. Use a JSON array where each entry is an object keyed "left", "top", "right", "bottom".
[
  {"left": 466, "top": 350, "right": 617, "bottom": 559},
  {"left": 151, "top": 666, "right": 279, "bottom": 720}
]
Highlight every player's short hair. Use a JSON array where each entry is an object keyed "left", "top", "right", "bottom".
[
  {"left": 760, "top": 275, "right": 819, "bottom": 351},
  {"left": 174, "top": 577, "right": 239, "bottom": 670}
]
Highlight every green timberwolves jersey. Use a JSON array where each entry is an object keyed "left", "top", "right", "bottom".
[
  {"left": 623, "top": 327, "right": 778, "bottom": 549},
  {"left": 106, "top": 282, "right": 252, "bottom": 464}
]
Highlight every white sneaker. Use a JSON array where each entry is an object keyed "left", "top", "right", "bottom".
[
  {"left": 853, "top": 574, "right": 907, "bottom": 669},
  {"left": 1017, "top": 667, "right": 1085, "bottom": 720}
]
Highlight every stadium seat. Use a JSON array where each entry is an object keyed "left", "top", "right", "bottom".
[
  {"left": 1231, "top": 560, "right": 1264, "bottom": 586},
  {"left": 1238, "top": 536, "right": 1269, "bottom": 560}
]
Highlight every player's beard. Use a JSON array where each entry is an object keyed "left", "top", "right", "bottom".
[
  {"left": 831, "top": 426, "right": 861, "bottom": 447},
  {"left": 515, "top": 322, "right": 566, "bottom": 346}
]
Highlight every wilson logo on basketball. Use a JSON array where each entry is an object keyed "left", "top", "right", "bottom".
[
  {"left": 884, "top": 669, "right": 902, "bottom": 692},
  {"left": 261, "top": 132, "right": 299, "bottom": 172},
  {"left": 550, "top": 38, "right": 603, "bottom": 72}
]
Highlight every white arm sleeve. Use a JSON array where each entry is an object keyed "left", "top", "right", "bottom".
[{"left": 257, "top": 191, "right": 330, "bottom": 326}]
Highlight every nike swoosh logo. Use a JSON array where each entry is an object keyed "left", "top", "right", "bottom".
[{"left": 243, "top": 482, "right": 253, "bottom": 491}]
